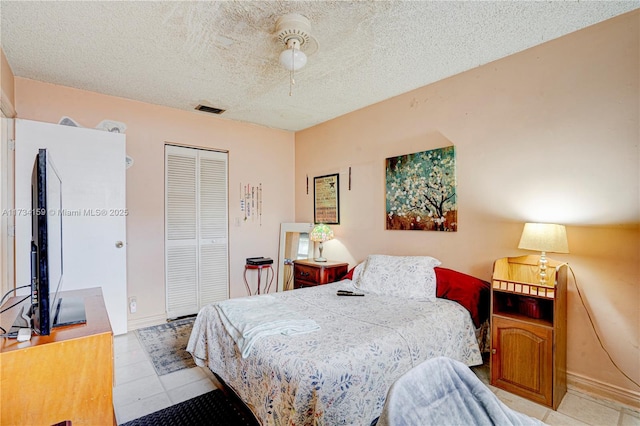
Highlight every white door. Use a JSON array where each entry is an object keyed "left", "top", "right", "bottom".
[
  {"left": 15, "top": 119, "right": 127, "bottom": 335},
  {"left": 165, "top": 145, "right": 228, "bottom": 318}
]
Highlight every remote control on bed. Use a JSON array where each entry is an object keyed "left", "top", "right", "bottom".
[{"left": 337, "top": 290, "right": 364, "bottom": 296}]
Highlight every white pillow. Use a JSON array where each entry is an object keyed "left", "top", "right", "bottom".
[{"left": 354, "top": 254, "right": 441, "bottom": 299}]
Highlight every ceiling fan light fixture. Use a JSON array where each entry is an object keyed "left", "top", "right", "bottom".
[
  {"left": 279, "top": 39, "right": 307, "bottom": 71},
  {"left": 275, "top": 13, "right": 317, "bottom": 96}
]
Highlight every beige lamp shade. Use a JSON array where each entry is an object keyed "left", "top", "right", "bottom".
[{"left": 518, "top": 223, "right": 569, "bottom": 253}]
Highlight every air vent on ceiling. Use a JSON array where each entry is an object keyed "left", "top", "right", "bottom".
[{"left": 195, "top": 104, "right": 226, "bottom": 114}]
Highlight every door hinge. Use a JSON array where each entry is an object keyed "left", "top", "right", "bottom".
[
  {"left": 8, "top": 139, "right": 15, "bottom": 151},
  {"left": 8, "top": 225, "right": 15, "bottom": 237}
]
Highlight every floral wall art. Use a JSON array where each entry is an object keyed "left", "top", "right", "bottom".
[{"left": 385, "top": 146, "right": 457, "bottom": 231}]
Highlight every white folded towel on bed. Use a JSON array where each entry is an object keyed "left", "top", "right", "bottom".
[{"left": 215, "top": 295, "right": 320, "bottom": 358}]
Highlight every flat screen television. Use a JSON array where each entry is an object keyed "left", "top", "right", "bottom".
[
  {"left": 10, "top": 149, "right": 85, "bottom": 336},
  {"left": 30, "top": 148, "right": 64, "bottom": 334}
]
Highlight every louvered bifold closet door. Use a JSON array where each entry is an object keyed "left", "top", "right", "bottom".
[
  {"left": 165, "top": 145, "right": 228, "bottom": 319},
  {"left": 198, "top": 150, "right": 229, "bottom": 307}
]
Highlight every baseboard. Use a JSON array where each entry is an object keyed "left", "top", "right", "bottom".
[
  {"left": 568, "top": 371, "right": 640, "bottom": 410},
  {"left": 127, "top": 313, "right": 168, "bottom": 332}
]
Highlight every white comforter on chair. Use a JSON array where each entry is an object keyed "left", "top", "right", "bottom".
[{"left": 376, "top": 356, "right": 544, "bottom": 426}]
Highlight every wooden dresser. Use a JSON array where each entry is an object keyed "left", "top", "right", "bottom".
[
  {"left": 293, "top": 259, "right": 348, "bottom": 289},
  {"left": 490, "top": 255, "right": 567, "bottom": 409},
  {"left": 1, "top": 287, "right": 114, "bottom": 425}
]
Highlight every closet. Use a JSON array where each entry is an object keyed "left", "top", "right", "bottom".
[{"left": 165, "top": 145, "right": 228, "bottom": 318}]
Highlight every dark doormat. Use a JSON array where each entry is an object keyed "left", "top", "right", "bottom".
[{"left": 120, "top": 389, "right": 259, "bottom": 426}]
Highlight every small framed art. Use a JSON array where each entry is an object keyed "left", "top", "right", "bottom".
[{"left": 314, "top": 173, "right": 340, "bottom": 224}]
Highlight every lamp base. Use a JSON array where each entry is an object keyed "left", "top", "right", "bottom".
[
  {"left": 314, "top": 241, "right": 327, "bottom": 263},
  {"left": 539, "top": 251, "right": 548, "bottom": 286}
]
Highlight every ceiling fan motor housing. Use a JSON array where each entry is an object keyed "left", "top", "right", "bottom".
[{"left": 276, "top": 13, "right": 314, "bottom": 51}]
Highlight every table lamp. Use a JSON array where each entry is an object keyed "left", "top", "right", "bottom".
[
  {"left": 310, "top": 224, "right": 334, "bottom": 262},
  {"left": 518, "top": 222, "right": 569, "bottom": 285}
]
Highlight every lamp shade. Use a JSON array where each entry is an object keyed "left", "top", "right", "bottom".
[
  {"left": 518, "top": 223, "right": 569, "bottom": 253},
  {"left": 310, "top": 224, "right": 334, "bottom": 242}
]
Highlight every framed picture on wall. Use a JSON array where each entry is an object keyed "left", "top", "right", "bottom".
[
  {"left": 385, "top": 145, "right": 457, "bottom": 231},
  {"left": 314, "top": 173, "right": 340, "bottom": 224}
]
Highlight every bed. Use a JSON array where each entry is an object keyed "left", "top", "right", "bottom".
[{"left": 187, "top": 255, "right": 490, "bottom": 425}]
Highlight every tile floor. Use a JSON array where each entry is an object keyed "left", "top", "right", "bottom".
[
  {"left": 114, "top": 331, "right": 640, "bottom": 425},
  {"left": 113, "top": 331, "right": 221, "bottom": 424}
]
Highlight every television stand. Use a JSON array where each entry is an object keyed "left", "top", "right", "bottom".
[{"left": 0, "top": 287, "right": 114, "bottom": 425}]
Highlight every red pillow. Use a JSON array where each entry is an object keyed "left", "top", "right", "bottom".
[
  {"left": 341, "top": 266, "right": 356, "bottom": 281},
  {"left": 435, "top": 267, "right": 490, "bottom": 328}
]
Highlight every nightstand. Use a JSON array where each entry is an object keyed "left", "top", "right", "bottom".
[
  {"left": 293, "top": 259, "right": 349, "bottom": 289},
  {"left": 490, "top": 255, "right": 567, "bottom": 409}
]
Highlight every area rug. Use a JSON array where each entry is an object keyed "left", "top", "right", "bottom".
[
  {"left": 119, "top": 389, "right": 259, "bottom": 426},
  {"left": 136, "top": 317, "right": 197, "bottom": 376}
]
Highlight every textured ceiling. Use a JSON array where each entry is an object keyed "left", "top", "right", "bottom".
[{"left": 1, "top": 1, "right": 638, "bottom": 132}]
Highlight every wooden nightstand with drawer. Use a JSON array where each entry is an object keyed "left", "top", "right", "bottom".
[{"left": 293, "top": 259, "right": 349, "bottom": 289}]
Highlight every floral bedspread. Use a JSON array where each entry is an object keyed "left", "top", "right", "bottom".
[{"left": 187, "top": 281, "right": 482, "bottom": 426}]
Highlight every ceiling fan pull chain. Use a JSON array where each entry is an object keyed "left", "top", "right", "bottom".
[
  {"left": 289, "top": 48, "right": 295, "bottom": 96},
  {"left": 289, "top": 69, "right": 294, "bottom": 97}
]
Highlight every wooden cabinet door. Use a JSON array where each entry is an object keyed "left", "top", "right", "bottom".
[{"left": 491, "top": 316, "right": 553, "bottom": 407}]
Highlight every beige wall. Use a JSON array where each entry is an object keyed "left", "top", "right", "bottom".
[
  {"left": 14, "top": 78, "right": 296, "bottom": 327},
  {"left": 295, "top": 11, "right": 640, "bottom": 400}
]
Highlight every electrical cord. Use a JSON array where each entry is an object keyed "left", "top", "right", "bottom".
[
  {"left": 0, "top": 285, "right": 31, "bottom": 308},
  {"left": 0, "top": 294, "right": 31, "bottom": 338},
  {"left": 0, "top": 286, "right": 33, "bottom": 339},
  {"left": 0, "top": 295, "right": 30, "bottom": 314},
  {"left": 569, "top": 265, "right": 640, "bottom": 388},
  {"left": 284, "top": 264, "right": 293, "bottom": 291}
]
